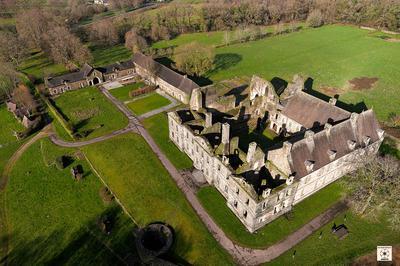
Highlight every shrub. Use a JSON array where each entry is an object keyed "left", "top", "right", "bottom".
[
  {"left": 55, "top": 156, "right": 66, "bottom": 169},
  {"left": 99, "top": 187, "right": 114, "bottom": 204},
  {"left": 307, "top": 10, "right": 324, "bottom": 28}
]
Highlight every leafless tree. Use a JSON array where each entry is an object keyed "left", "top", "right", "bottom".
[
  {"left": 344, "top": 155, "right": 400, "bottom": 231},
  {"left": 43, "top": 26, "right": 92, "bottom": 69},
  {"left": 90, "top": 20, "right": 119, "bottom": 46},
  {"left": 125, "top": 29, "right": 148, "bottom": 53},
  {"left": 0, "top": 31, "right": 28, "bottom": 66},
  {"left": 0, "top": 60, "right": 18, "bottom": 101},
  {"left": 13, "top": 84, "right": 37, "bottom": 115}
]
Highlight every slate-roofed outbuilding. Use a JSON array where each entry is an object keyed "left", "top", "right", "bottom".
[
  {"left": 45, "top": 63, "right": 95, "bottom": 88},
  {"left": 133, "top": 52, "right": 200, "bottom": 95}
]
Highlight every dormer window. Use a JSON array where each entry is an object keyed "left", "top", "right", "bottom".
[
  {"left": 236, "top": 188, "right": 240, "bottom": 195},
  {"left": 304, "top": 160, "right": 315, "bottom": 173},
  {"left": 245, "top": 198, "right": 249, "bottom": 205},
  {"left": 347, "top": 140, "right": 356, "bottom": 150},
  {"left": 286, "top": 176, "right": 294, "bottom": 185},
  {"left": 363, "top": 136, "right": 371, "bottom": 146},
  {"left": 327, "top": 150, "right": 337, "bottom": 161}
]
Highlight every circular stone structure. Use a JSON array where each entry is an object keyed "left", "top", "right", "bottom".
[{"left": 135, "top": 222, "right": 174, "bottom": 258}]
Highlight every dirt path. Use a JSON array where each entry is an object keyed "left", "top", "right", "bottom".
[{"left": 0, "top": 126, "right": 51, "bottom": 265}]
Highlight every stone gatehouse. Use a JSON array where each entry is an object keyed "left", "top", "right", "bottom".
[{"left": 168, "top": 75, "right": 384, "bottom": 233}]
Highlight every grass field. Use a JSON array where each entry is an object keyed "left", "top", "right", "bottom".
[
  {"left": 19, "top": 44, "right": 132, "bottom": 81},
  {"left": 126, "top": 93, "right": 171, "bottom": 115},
  {"left": 90, "top": 45, "right": 132, "bottom": 67},
  {"left": 197, "top": 182, "right": 344, "bottom": 248},
  {"left": 82, "top": 133, "right": 232, "bottom": 265},
  {"left": 109, "top": 82, "right": 145, "bottom": 102},
  {"left": 153, "top": 25, "right": 400, "bottom": 121},
  {"left": 268, "top": 211, "right": 400, "bottom": 265},
  {"left": 53, "top": 87, "right": 128, "bottom": 140},
  {"left": 19, "top": 51, "right": 67, "bottom": 82},
  {"left": 5, "top": 138, "right": 137, "bottom": 264},
  {"left": 142, "top": 113, "right": 192, "bottom": 170},
  {"left": 0, "top": 105, "right": 25, "bottom": 174}
]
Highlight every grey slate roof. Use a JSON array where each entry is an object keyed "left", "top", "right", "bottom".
[
  {"left": 281, "top": 91, "right": 350, "bottom": 128},
  {"left": 288, "top": 110, "right": 381, "bottom": 178},
  {"left": 97, "top": 60, "right": 135, "bottom": 74},
  {"left": 133, "top": 52, "right": 200, "bottom": 95},
  {"left": 45, "top": 63, "right": 95, "bottom": 88},
  {"left": 45, "top": 60, "right": 135, "bottom": 88}
]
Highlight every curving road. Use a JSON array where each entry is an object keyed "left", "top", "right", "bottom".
[{"left": 48, "top": 87, "right": 348, "bottom": 265}]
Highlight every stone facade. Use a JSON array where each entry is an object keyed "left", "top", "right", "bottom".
[
  {"left": 132, "top": 52, "right": 200, "bottom": 104},
  {"left": 168, "top": 75, "right": 384, "bottom": 233},
  {"left": 45, "top": 61, "right": 135, "bottom": 96}
]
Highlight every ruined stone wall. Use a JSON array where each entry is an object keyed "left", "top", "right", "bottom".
[
  {"left": 168, "top": 111, "right": 299, "bottom": 233},
  {"left": 269, "top": 112, "right": 303, "bottom": 134}
]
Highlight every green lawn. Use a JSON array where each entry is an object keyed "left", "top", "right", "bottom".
[
  {"left": 126, "top": 93, "right": 171, "bottom": 115},
  {"left": 5, "top": 138, "right": 137, "bottom": 265},
  {"left": 142, "top": 113, "right": 192, "bottom": 170},
  {"left": 197, "top": 182, "right": 344, "bottom": 248},
  {"left": 109, "top": 82, "right": 145, "bottom": 102},
  {"left": 0, "top": 105, "right": 25, "bottom": 174},
  {"left": 19, "top": 51, "right": 67, "bottom": 82},
  {"left": 19, "top": 44, "right": 132, "bottom": 81},
  {"left": 268, "top": 211, "right": 400, "bottom": 265},
  {"left": 53, "top": 87, "right": 128, "bottom": 140},
  {"left": 153, "top": 25, "right": 400, "bottom": 121},
  {"left": 90, "top": 45, "right": 132, "bottom": 67},
  {"left": 82, "top": 133, "right": 232, "bottom": 265}
]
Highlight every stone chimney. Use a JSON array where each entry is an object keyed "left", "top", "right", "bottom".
[
  {"left": 350, "top": 112, "right": 359, "bottom": 128},
  {"left": 324, "top": 123, "right": 332, "bottom": 136},
  {"left": 246, "top": 142, "right": 257, "bottom": 163},
  {"left": 329, "top": 97, "right": 337, "bottom": 105},
  {"left": 205, "top": 112, "right": 212, "bottom": 128},
  {"left": 304, "top": 130, "right": 315, "bottom": 151},
  {"left": 282, "top": 141, "right": 292, "bottom": 152},
  {"left": 189, "top": 88, "right": 202, "bottom": 111},
  {"left": 221, "top": 123, "right": 230, "bottom": 145}
]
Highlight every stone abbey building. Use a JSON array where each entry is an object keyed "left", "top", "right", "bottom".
[
  {"left": 168, "top": 75, "right": 384, "bottom": 233},
  {"left": 45, "top": 53, "right": 199, "bottom": 103}
]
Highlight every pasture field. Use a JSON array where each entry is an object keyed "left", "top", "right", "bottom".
[
  {"left": 5, "top": 139, "right": 137, "bottom": 265},
  {"left": 53, "top": 87, "right": 128, "bottom": 140},
  {"left": 0, "top": 105, "right": 25, "bottom": 174},
  {"left": 19, "top": 51, "right": 68, "bottom": 82},
  {"left": 109, "top": 82, "right": 145, "bottom": 102},
  {"left": 82, "top": 133, "right": 232, "bottom": 265},
  {"left": 90, "top": 44, "right": 132, "bottom": 67},
  {"left": 19, "top": 45, "right": 132, "bottom": 81},
  {"left": 197, "top": 182, "right": 343, "bottom": 248},
  {"left": 142, "top": 113, "right": 192, "bottom": 170},
  {"left": 153, "top": 25, "right": 400, "bottom": 121},
  {"left": 126, "top": 93, "right": 171, "bottom": 115},
  {"left": 268, "top": 210, "right": 400, "bottom": 265}
]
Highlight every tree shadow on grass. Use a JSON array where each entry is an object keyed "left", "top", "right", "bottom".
[
  {"left": 304, "top": 77, "right": 368, "bottom": 113},
  {"left": 1, "top": 206, "right": 139, "bottom": 266},
  {"left": 1, "top": 205, "right": 192, "bottom": 265},
  {"left": 212, "top": 53, "right": 242, "bottom": 74}
]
